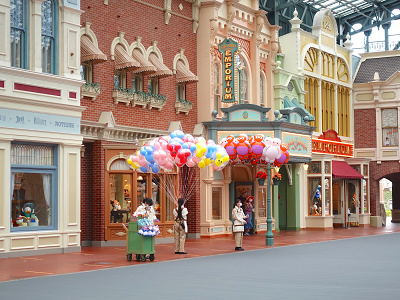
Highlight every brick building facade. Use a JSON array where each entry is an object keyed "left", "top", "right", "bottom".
[
  {"left": 80, "top": 0, "right": 201, "bottom": 245},
  {"left": 353, "top": 50, "right": 400, "bottom": 223}
]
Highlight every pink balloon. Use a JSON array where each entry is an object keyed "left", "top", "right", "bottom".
[
  {"left": 186, "top": 158, "right": 196, "bottom": 167},
  {"left": 191, "top": 155, "right": 201, "bottom": 163}
]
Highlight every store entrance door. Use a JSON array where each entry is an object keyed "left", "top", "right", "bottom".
[
  {"left": 332, "top": 181, "right": 344, "bottom": 226},
  {"left": 347, "top": 181, "right": 359, "bottom": 226}
]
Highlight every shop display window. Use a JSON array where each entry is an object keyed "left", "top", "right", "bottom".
[
  {"left": 109, "top": 174, "right": 132, "bottom": 223},
  {"left": 324, "top": 178, "right": 330, "bottom": 216},
  {"left": 363, "top": 165, "right": 368, "bottom": 176},
  {"left": 11, "top": 143, "right": 57, "bottom": 230},
  {"left": 165, "top": 174, "right": 175, "bottom": 222},
  {"left": 151, "top": 177, "right": 161, "bottom": 220},
  {"left": 352, "top": 165, "right": 360, "bottom": 173},
  {"left": 308, "top": 178, "right": 322, "bottom": 216},
  {"left": 362, "top": 179, "right": 369, "bottom": 214},
  {"left": 136, "top": 174, "right": 147, "bottom": 208},
  {"left": 212, "top": 187, "right": 222, "bottom": 220},
  {"left": 257, "top": 188, "right": 266, "bottom": 218},
  {"left": 309, "top": 162, "right": 321, "bottom": 174},
  {"left": 324, "top": 161, "right": 330, "bottom": 173}
]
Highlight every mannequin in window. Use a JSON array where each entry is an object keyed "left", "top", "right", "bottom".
[
  {"left": 313, "top": 185, "right": 322, "bottom": 215},
  {"left": 110, "top": 200, "right": 122, "bottom": 223},
  {"left": 384, "top": 137, "right": 390, "bottom": 146}
]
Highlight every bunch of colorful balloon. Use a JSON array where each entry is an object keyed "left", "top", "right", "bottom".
[
  {"left": 126, "top": 130, "right": 230, "bottom": 173},
  {"left": 219, "top": 133, "right": 290, "bottom": 167}
]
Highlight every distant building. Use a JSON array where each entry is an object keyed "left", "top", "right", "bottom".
[{"left": 353, "top": 50, "right": 400, "bottom": 223}]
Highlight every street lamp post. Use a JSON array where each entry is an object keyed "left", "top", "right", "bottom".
[{"left": 266, "top": 163, "right": 273, "bottom": 246}]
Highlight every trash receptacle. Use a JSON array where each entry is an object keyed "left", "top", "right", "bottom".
[{"left": 124, "top": 221, "right": 155, "bottom": 262}]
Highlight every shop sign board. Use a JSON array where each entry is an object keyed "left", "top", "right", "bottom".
[
  {"left": 218, "top": 38, "right": 238, "bottom": 103},
  {"left": 312, "top": 129, "right": 354, "bottom": 157},
  {"left": 0, "top": 108, "right": 80, "bottom": 134},
  {"left": 281, "top": 132, "right": 311, "bottom": 157},
  {"left": 217, "top": 131, "right": 274, "bottom": 143}
]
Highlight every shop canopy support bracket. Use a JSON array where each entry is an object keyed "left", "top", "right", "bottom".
[{"left": 285, "top": 164, "right": 292, "bottom": 185}]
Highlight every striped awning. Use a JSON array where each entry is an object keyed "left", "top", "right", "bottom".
[
  {"left": 131, "top": 49, "right": 157, "bottom": 74},
  {"left": 176, "top": 60, "right": 198, "bottom": 84},
  {"left": 148, "top": 53, "right": 172, "bottom": 78},
  {"left": 114, "top": 44, "right": 140, "bottom": 71},
  {"left": 81, "top": 35, "right": 107, "bottom": 64}
]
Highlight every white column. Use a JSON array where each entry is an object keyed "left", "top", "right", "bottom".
[{"left": 30, "top": 0, "right": 46, "bottom": 73}]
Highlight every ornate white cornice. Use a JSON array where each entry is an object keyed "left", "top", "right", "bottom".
[{"left": 81, "top": 120, "right": 170, "bottom": 143}]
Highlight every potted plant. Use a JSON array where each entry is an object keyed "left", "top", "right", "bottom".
[
  {"left": 256, "top": 171, "right": 267, "bottom": 186},
  {"left": 272, "top": 172, "right": 282, "bottom": 185}
]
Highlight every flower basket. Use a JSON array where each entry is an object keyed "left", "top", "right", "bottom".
[
  {"left": 273, "top": 172, "right": 281, "bottom": 185},
  {"left": 256, "top": 171, "right": 267, "bottom": 186}
]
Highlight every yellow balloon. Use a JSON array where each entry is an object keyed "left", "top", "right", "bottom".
[
  {"left": 205, "top": 158, "right": 213, "bottom": 165},
  {"left": 198, "top": 159, "right": 206, "bottom": 168},
  {"left": 196, "top": 142, "right": 207, "bottom": 158},
  {"left": 127, "top": 158, "right": 133, "bottom": 165},
  {"left": 132, "top": 162, "right": 139, "bottom": 169}
]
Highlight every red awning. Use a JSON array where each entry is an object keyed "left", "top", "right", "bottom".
[{"left": 332, "top": 161, "right": 364, "bottom": 179}]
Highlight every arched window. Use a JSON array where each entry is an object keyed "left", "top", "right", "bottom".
[
  {"left": 235, "top": 55, "right": 248, "bottom": 103},
  {"left": 41, "top": 0, "right": 57, "bottom": 74},
  {"left": 10, "top": 0, "right": 28, "bottom": 69},
  {"left": 213, "top": 63, "right": 220, "bottom": 112}
]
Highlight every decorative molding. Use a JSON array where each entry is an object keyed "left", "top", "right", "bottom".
[
  {"left": 146, "top": 41, "right": 164, "bottom": 62},
  {"left": 81, "top": 120, "right": 169, "bottom": 143},
  {"left": 164, "top": 0, "right": 172, "bottom": 24},
  {"left": 110, "top": 32, "right": 130, "bottom": 61},
  {"left": 173, "top": 49, "right": 190, "bottom": 74}
]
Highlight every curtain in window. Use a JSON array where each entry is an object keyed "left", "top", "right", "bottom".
[
  {"left": 42, "top": 174, "right": 51, "bottom": 224},
  {"left": 41, "top": 0, "right": 54, "bottom": 73},
  {"left": 10, "top": 0, "right": 25, "bottom": 68}
]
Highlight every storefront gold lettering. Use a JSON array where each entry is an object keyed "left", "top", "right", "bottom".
[
  {"left": 224, "top": 50, "right": 233, "bottom": 100},
  {"left": 218, "top": 38, "right": 238, "bottom": 103},
  {"left": 312, "top": 139, "right": 353, "bottom": 157}
]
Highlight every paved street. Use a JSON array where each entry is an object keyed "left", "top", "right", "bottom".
[{"left": 1, "top": 230, "right": 399, "bottom": 299}]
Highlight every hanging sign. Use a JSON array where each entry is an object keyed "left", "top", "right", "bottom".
[
  {"left": 312, "top": 130, "right": 354, "bottom": 157},
  {"left": 218, "top": 38, "right": 238, "bottom": 103}
]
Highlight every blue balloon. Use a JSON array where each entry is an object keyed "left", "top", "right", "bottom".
[
  {"left": 205, "top": 145, "right": 217, "bottom": 158},
  {"left": 140, "top": 166, "right": 148, "bottom": 172},
  {"left": 140, "top": 148, "right": 147, "bottom": 156},
  {"left": 150, "top": 163, "right": 159, "bottom": 173}
]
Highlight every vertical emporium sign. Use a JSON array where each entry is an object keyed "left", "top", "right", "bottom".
[{"left": 218, "top": 38, "right": 238, "bottom": 103}]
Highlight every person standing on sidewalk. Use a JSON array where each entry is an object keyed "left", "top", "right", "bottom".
[
  {"left": 173, "top": 198, "right": 188, "bottom": 254},
  {"left": 232, "top": 198, "right": 248, "bottom": 251}
]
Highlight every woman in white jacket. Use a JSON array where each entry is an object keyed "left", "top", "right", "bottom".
[{"left": 232, "top": 198, "right": 248, "bottom": 251}]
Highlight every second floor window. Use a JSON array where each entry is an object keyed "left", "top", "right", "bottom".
[
  {"left": 382, "top": 108, "right": 399, "bottom": 147},
  {"left": 132, "top": 74, "right": 142, "bottom": 92},
  {"left": 176, "top": 84, "right": 185, "bottom": 101},
  {"left": 10, "top": 0, "right": 28, "bottom": 69},
  {"left": 41, "top": 0, "right": 56, "bottom": 74},
  {"left": 148, "top": 77, "right": 159, "bottom": 94}
]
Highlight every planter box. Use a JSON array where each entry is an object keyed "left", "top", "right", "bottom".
[
  {"left": 81, "top": 84, "right": 101, "bottom": 101},
  {"left": 132, "top": 93, "right": 149, "bottom": 108},
  {"left": 175, "top": 101, "right": 193, "bottom": 115},
  {"left": 148, "top": 96, "right": 166, "bottom": 111},
  {"left": 112, "top": 90, "right": 132, "bottom": 106}
]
